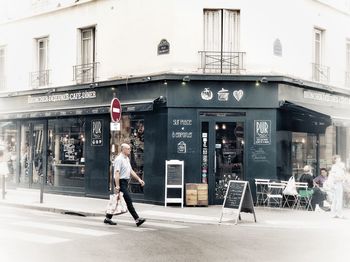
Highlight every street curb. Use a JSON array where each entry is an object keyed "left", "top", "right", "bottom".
[
  {"left": 0, "top": 201, "right": 101, "bottom": 217},
  {"left": 0, "top": 201, "right": 227, "bottom": 225}
]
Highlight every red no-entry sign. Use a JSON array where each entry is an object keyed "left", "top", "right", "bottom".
[{"left": 110, "top": 98, "right": 122, "bottom": 122}]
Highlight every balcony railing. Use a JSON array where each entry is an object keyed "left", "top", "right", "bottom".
[
  {"left": 312, "top": 63, "right": 330, "bottom": 84},
  {"left": 345, "top": 71, "right": 350, "bottom": 88},
  {"left": 30, "top": 70, "right": 50, "bottom": 88},
  {"left": 73, "top": 62, "right": 99, "bottom": 84},
  {"left": 199, "top": 51, "right": 245, "bottom": 74}
]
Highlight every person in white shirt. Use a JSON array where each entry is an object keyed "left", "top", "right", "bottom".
[
  {"left": 328, "top": 155, "right": 346, "bottom": 218},
  {"left": 0, "top": 150, "right": 9, "bottom": 195},
  {"left": 104, "top": 143, "right": 146, "bottom": 226}
]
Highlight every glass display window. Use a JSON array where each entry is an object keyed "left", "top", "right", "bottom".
[
  {"left": 48, "top": 118, "right": 85, "bottom": 188},
  {"left": 110, "top": 114, "right": 144, "bottom": 194}
]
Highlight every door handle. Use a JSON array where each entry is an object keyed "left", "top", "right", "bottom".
[{"left": 214, "top": 150, "right": 216, "bottom": 173}]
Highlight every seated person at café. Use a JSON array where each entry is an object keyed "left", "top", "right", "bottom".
[
  {"left": 299, "top": 165, "right": 314, "bottom": 189},
  {"left": 312, "top": 168, "right": 329, "bottom": 210}
]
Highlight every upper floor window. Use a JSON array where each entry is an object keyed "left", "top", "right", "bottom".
[
  {"left": 200, "top": 9, "right": 244, "bottom": 73},
  {"left": 0, "top": 46, "right": 5, "bottom": 91},
  {"left": 312, "top": 28, "right": 329, "bottom": 83},
  {"left": 30, "top": 37, "right": 49, "bottom": 88},
  {"left": 74, "top": 27, "right": 97, "bottom": 84},
  {"left": 346, "top": 40, "right": 350, "bottom": 87}
]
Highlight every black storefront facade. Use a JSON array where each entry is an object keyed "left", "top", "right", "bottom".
[{"left": 0, "top": 74, "right": 349, "bottom": 205}]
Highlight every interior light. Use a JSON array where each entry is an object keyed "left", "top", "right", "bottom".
[{"left": 222, "top": 124, "right": 226, "bottom": 130}]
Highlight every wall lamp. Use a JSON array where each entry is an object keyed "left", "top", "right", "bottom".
[
  {"left": 260, "top": 77, "right": 268, "bottom": 83},
  {"left": 142, "top": 76, "right": 151, "bottom": 82},
  {"left": 182, "top": 75, "right": 190, "bottom": 82},
  {"left": 89, "top": 82, "right": 98, "bottom": 88}
]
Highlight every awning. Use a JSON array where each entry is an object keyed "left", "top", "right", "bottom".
[{"left": 280, "top": 100, "right": 350, "bottom": 127}]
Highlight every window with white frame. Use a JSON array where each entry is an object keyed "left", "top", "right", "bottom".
[
  {"left": 31, "top": 37, "right": 49, "bottom": 87},
  {"left": 0, "top": 46, "right": 5, "bottom": 90},
  {"left": 312, "top": 28, "right": 329, "bottom": 83},
  {"left": 74, "top": 27, "right": 96, "bottom": 83},
  {"left": 201, "top": 9, "right": 242, "bottom": 73},
  {"left": 346, "top": 40, "right": 350, "bottom": 87}
]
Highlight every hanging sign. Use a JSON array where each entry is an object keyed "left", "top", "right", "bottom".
[{"left": 219, "top": 180, "right": 256, "bottom": 224}]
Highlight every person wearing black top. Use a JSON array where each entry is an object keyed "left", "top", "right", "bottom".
[{"left": 299, "top": 165, "right": 314, "bottom": 189}]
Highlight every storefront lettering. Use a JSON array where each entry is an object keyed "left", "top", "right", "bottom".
[
  {"left": 304, "top": 90, "right": 350, "bottom": 105},
  {"left": 173, "top": 119, "right": 192, "bottom": 125},
  {"left": 172, "top": 131, "right": 193, "bottom": 138},
  {"left": 28, "top": 91, "right": 97, "bottom": 104}
]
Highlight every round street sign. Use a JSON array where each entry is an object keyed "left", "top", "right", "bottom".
[{"left": 110, "top": 98, "right": 122, "bottom": 122}]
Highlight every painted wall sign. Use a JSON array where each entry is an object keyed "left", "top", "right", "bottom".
[
  {"left": 171, "top": 119, "right": 193, "bottom": 139},
  {"left": 273, "top": 38, "right": 282, "bottom": 56},
  {"left": 28, "top": 90, "right": 97, "bottom": 104},
  {"left": 254, "top": 120, "right": 271, "bottom": 145},
  {"left": 304, "top": 90, "right": 350, "bottom": 105},
  {"left": 200, "top": 87, "right": 244, "bottom": 102},
  {"left": 158, "top": 39, "right": 170, "bottom": 55},
  {"left": 177, "top": 141, "right": 187, "bottom": 153},
  {"left": 91, "top": 119, "right": 103, "bottom": 146}
]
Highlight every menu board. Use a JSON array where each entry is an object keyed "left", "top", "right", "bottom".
[
  {"left": 224, "top": 181, "right": 245, "bottom": 209},
  {"left": 166, "top": 164, "right": 183, "bottom": 186},
  {"left": 220, "top": 180, "right": 256, "bottom": 224},
  {"left": 165, "top": 160, "right": 184, "bottom": 208}
]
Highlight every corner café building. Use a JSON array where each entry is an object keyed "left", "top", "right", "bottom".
[{"left": 0, "top": 74, "right": 349, "bottom": 205}]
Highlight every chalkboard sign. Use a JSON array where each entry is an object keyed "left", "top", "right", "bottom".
[
  {"left": 220, "top": 180, "right": 256, "bottom": 224},
  {"left": 166, "top": 164, "right": 182, "bottom": 186},
  {"left": 224, "top": 182, "right": 245, "bottom": 209},
  {"left": 165, "top": 160, "right": 184, "bottom": 208}
]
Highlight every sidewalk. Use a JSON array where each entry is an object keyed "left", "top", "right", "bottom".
[{"left": 1, "top": 188, "right": 350, "bottom": 227}]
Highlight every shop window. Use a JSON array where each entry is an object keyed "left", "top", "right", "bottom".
[
  {"left": 0, "top": 121, "right": 17, "bottom": 183},
  {"left": 110, "top": 114, "right": 144, "bottom": 194},
  {"left": 292, "top": 128, "right": 335, "bottom": 179},
  {"left": 48, "top": 118, "right": 85, "bottom": 188}
]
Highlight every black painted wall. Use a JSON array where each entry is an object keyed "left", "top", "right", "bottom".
[{"left": 84, "top": 114, "right": 110, "bottom": 197}]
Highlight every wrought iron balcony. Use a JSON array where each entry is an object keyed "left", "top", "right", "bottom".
[
  {"left": 199, "top": 51, "right": 245, "bottom": 74},
  {"left": 345, "top": 71, "right": 350, "bottom": 88},
  {"left": 73, "top": 62, "right": 99, "bottom": 84},
  {"left": 30, "top": 70, "right": 50, "bottom": 88},
  {"left": 312, "top": 63, "right": 330, "bottom": 84}
]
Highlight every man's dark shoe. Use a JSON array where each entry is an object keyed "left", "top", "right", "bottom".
[
  {"left": 104, "top": 218, "right": 117, "bottom": 225},
  {"left": 136, "top": 218, "right": 146, "bottom": 227}
]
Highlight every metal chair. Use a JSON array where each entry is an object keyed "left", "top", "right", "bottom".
[
  {"left": 296, "top": 188, "right": 314, "bottom": 211},
  {"left": 266, "top": 182, "right": 285, "bottom": 208},
  {"left": 255, "top": 178, "right": 270, "bottom": 206}
]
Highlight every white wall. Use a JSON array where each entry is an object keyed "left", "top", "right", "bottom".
[{"left": 1, "top": 0, "right": 350, "bottom": 92}]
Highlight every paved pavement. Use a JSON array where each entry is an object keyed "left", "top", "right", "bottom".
[{"left": 1, "top": 188, "right": 350, "bottom": 227}]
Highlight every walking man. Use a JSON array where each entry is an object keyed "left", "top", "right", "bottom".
[{"left": 104, "top": 143, "right": 146, "bottom": 226}]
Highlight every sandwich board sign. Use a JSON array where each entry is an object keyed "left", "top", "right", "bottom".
[
  {"left": 165, "top": 160, "right": 184, "bottom": 208},
  {"left": 219, "top": 180, "right": 256, "bottom": 224}
]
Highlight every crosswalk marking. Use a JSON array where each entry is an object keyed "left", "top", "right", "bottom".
[
  {"left": 13, "top": 221, "right": 115, "bottom": 237},
  {"left": 88, "top": 216, "right": 189, "bottom": 229},
  {"left": 1, "top": 228, "right": 69, "bottom": 244}
]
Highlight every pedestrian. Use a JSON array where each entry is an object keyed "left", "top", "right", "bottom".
[
  {"left": 328, "top": 155, "right": 346, "bottom": 218},
  {"left": 0, "top": 150, "right": 9, "bottom": 194},
  {"left": 104, "top": 143, "right": 146, "bottom": 226}
]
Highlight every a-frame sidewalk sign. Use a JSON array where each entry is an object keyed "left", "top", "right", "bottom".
[{"left": 219, "top": 180, "right": 257, "bottom": 225}]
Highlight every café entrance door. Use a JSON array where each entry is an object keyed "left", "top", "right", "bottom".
[
  {"left": 19, "top": 121, "right": 47, "bottom": 187},
  {"left": 201, "top": 115, "right": 245, "bottom": 205}
]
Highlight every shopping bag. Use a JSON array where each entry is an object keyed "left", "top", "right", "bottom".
[
  {"left": 283, "top": 176, "right": 298, "bottom": 195},
  {"left": 105, "top": 192, "right": 128, "bottom": 215}
]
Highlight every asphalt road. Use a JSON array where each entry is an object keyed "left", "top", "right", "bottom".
[{"left": 0, "top": 206, "right": 348, "bottom": 262}]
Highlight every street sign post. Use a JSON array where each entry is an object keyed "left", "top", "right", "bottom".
[{"left": 110, "top": 98, "right": 122, "bottom": 122}]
